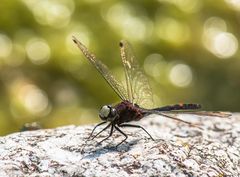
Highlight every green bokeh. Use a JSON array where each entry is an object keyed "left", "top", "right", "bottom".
[{"left": 0, "top": 0, "right": 239, "bottom": 135}]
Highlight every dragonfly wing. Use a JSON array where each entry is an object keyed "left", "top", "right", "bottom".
[
  {"left": 119, "top": 40, "right": 153, "bottom": 108},
  {"left": 181, "top": 111, "right": 232, "bottom": 118},
  {"left": 73, "top": 36, "right": 128, "bottom": 100},
  {"left": 163, "top": 111, "right": 232, "bottom": 118}
]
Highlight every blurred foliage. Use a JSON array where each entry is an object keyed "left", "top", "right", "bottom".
[{"left": 0, "top": 0, "right": 239, "bottom": 135}]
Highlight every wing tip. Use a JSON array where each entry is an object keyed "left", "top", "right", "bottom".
[
  {"left": 72, "top": 36, "right": 78, "bottom": 44},
  {"left": 119, "top": 40, "right": 124, "bottom": 47}
]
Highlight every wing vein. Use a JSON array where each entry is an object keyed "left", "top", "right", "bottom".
[{"left": 73, "top": 36, "right": 128, "bottom": 100}]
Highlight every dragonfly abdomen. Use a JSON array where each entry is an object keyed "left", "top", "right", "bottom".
[{"left": 152, "top": 103, "right": 201, "bottom": 112}]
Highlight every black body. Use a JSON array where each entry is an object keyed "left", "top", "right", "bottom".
[
  {"left": 114, "top": 100, "right": 201, "bottom": 125},
  {"left": 88, "top": 100, "right": 201, "bottom": 147}
]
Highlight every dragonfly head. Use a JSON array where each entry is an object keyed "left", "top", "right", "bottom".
[{"left": 99, "top": 105, "right": 117, "bottom": 122}]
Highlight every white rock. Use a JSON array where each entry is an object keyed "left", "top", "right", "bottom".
[{"left": 0, "top": 112, "right": 239, "bottom": 176}]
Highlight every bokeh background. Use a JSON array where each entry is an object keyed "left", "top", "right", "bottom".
[{"left": 0, "top": 0, "right": 239, "bottom": 135}]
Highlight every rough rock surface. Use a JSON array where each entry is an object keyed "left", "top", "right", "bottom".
[{"left": 0, "top": 112, "right": 239, "bottom": 177}]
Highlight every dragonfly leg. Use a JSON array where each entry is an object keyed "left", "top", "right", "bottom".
[
  {"left": 97, "top": 124, "right": 114, "bottom": 145},
  {"left": 119, "top": 123, "right": 154, "bottom": 141},
  {"left": 114, "top": 125, "right": 128, "bottom": 147},
  {"left": 91, "top": 122, "right": 111, "bottom": 140},
  {"left": 88, "top": 121, "right": 107, "bottom": 139}
]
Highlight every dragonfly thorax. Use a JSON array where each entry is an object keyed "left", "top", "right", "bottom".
[{"left": 99, "top": 105, "right": 117, "bottom": 121}]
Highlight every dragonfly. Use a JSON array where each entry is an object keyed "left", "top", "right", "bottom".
[{"left": 72, "top": 36, "right": 201, "bottom": 147}]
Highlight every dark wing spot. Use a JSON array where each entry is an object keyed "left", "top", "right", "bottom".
[
  {"left": 72, "top": 36, "right": 77, "bottom": 44},
  {"left": 119, "top": 41, "right": 124, "bottom": 47}
]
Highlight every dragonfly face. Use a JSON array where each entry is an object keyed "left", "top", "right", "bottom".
[{"left": 99, "top": 105, "right": 117, "bottom": 121}]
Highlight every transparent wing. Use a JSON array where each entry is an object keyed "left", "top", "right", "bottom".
[
  {"left": 155, "top": 111, "right": 231, "bottom": 128},
  {"left": 164, "top": 111, "right": 232, "bottom": 118},
  {"left": 119, "top": 40, "right": 153, "bottom": 108},
  {"left": 73, "top": 36, "right": 128, "bottom": 100},
  {"left": 179, "top": 111, "right": 232, "bottom": 118}
]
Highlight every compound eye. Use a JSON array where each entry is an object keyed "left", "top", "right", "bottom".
[
  {"left": 110, "top": 108, "right": 117, "bottom": 118},
  {"left": 99, "top": 105, "right": 111, "bottom": 120}
]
